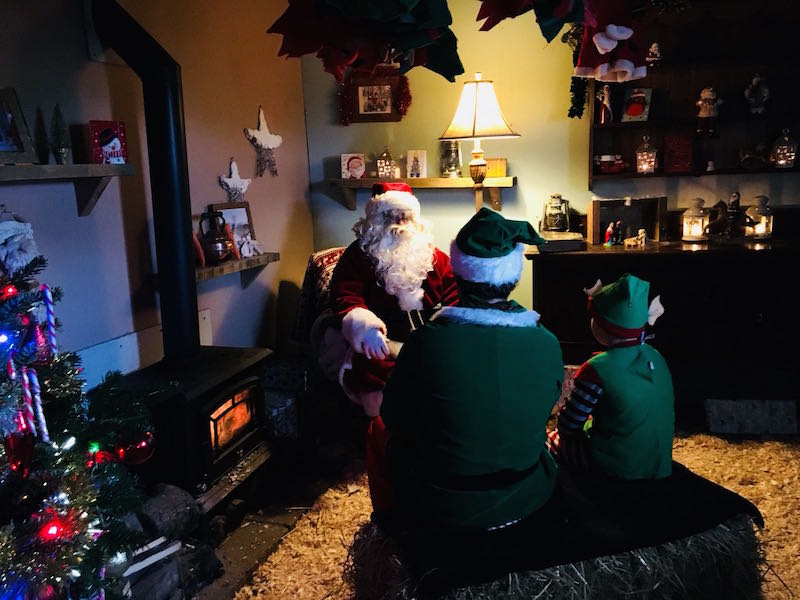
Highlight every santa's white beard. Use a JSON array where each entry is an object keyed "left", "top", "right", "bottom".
[{"left": 367, "top": 223, "right": 434, "bottom": 311}]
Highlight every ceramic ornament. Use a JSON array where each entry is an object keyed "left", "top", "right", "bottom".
[
  {"left": 244, "top": 106, "right": 282, "bottom": 177},
  {"left": 219, "top": 157, "right": 251, "bottom": 202},
  {"left": 238, "top": 233, "right": 264, "bottom": 258}
]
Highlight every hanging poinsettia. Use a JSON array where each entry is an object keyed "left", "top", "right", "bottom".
[{"left": 268, "top": 0, "right": 464, "bottom": 82}]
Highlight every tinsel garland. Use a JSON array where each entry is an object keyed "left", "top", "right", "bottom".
[
  {"left": 339, "top": 65, "right": 412, "bottom": 126},
  {"left": 562, "top": 24, "right": 588, "bottom": 119}
]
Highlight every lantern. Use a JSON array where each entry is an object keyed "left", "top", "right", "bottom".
[
  {"left": 635, "top": 135, "right": 658, "bottom": 174},
  {"left": 745, "top": 195, "right": 774, "bottom": 240},
  {"left": 376, "top": 147, "right": 398, "bottom": 179},
  {"left": 770, "top": 128, "right": 797, "bottom": 168},
  {"left": 682, "top": 197, "right": 709, "bottom": 242}
]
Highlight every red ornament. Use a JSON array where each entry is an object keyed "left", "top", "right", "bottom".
[
  {"left": 118, "top": 431, "right": 155, "bottom": 465},
  {"left": 1, "top": 284, "right": 17, "bottom": 300},
  {"left": 86, "top": 449, "right": 118, "bottom": 469},
  {"left": 3, "top": 425, "right": 35, "bottom": 478}
]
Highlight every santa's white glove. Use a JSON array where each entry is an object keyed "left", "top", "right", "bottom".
[{"left": 362, "top": 328, "right": 390, "bottom": 360}]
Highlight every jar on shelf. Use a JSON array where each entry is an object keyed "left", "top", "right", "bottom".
[
  {"left": 770, "top": 128, "right": 797, "bottom": 168},
  {"left": 440, "top": 140, "right": 462, "bottom": 177},
  {"left": 376, "top": 147, "right": 398, "bottom": 179},
  {"left": 745, "top": 195, "right": 774, "bottom": 239},
  {"left": 681, "top": 197, "right": 709, "bottom": 242},
  {"left": 635, "top": 135, "right": 658, "bottom": 174}
]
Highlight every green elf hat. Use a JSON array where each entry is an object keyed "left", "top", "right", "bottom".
[
  {"left": 450, "top": 207, "right": 546, "bottom": 285},
  {"left": 585, "top": 273, "right": 664, "bottom": 338}
]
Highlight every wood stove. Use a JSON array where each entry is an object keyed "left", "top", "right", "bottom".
[{"left": 90, "top": 1, "right": 273, "bottom": 512}]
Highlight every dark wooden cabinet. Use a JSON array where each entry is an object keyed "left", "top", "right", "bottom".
[
  {"left": 526, "top": 241, "right": 799, "bottom": 428},
  {"left": 587, "top": 6, "right": 800, "bottom": 189}
]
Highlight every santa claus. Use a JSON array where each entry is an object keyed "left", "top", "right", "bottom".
[{"left": 330, "top": 181, "right": 459, "bottom": 417}]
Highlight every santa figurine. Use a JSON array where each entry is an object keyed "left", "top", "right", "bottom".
[{"left": 330, "top": 182, "right": 459, "bottom": 418}]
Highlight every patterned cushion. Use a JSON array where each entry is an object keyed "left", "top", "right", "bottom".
[{"left": 291, "top": 247, "right": 346, "bottom": 344}]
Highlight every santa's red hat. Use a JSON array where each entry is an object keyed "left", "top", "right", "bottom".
[{"left": 365, "top": 181, "right": 420, "bottom": 219}]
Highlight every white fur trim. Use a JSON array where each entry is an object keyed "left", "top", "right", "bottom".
[
  {"left": 450, "top": 241, "right": 525, "bottom": 285},
  {"left": 584, "top": 279, "right": 603, "bottom": 297},
  {"left": 575, "top": 62, "right": 646, "bottom": 83},
  {"left": 366, "top": 190, "right": 420, "bottom": 219},
  {"left": 338, "top": 349, "right": 383, "bottom": 416},
  {"left": 341, "top": 307, "right": 387, "bottom": 351},
  {"left": 593, "top": 31, "right": 618, "bottom": 54},
  {"left": 605, "top": 24, "right": 633, "bottom": 41},
  {"left": 433, "top": 306, "right": 540, "bottom": 328}
]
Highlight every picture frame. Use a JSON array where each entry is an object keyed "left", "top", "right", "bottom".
[
  {"left": 348, "top": 75, "right": 402, "bottom": 123},
  {"left": 209, "top": 201, "right": 260, "bottom": 257},
  {"left": 0, "top": 87, "right": 37, "bottom": 165},
  {"left": 406, "top": 150, "right": 426, "bottom": 178},
  {"left": 486, "top": 157, "right": 507, "bottom": 178},
  {"left": 89, "top": 119, "right": 128, "bottom": 164},
  {"left": 587, "top": 196, "right": 667, "bottom": 245},
  {"left": 341, "top": 153, "right": 366, "bottom": 179},
  {"left": 620, "top": 88, "right": 653, "bottom": 123}
]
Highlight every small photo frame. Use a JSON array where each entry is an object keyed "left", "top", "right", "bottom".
[
  {"left": 620, "top": 88, "right": 653, "bottom": 122},
  {"left": 341, "top": 153, "right": 366, "bottom": 179},
  {"left": 210, "top": 201, "right": 260, "bottom": 257},
  {"left": 0, "top": 88, "right": 36, "bottom": 164},
  {"left": 406, "top": 150, "right": 426, "bottom": 178},
  {"left": 89, "top": 120, "right": 128, "bottom": 164},
  {"left": 349, "top": 75, "right": 402, "bottom": 123},
  {"left": 486, "top": 158, "right": 507, "bottom": 178}
]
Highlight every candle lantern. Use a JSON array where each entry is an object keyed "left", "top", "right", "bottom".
[
  {"left": 376, "top": 147, "right": 398, "bottom": 179},
  {"left": 682, "top": 197, "right": 709, "bottom": 241},
  {"left": 770, "top": 128, "right": 797, "bottom": 168},
  {"left": 745, "top": 195, "right": 774, "bottom": 239},
  {"left": 635, "top": 135, "right": 658, "bottom": 174}
]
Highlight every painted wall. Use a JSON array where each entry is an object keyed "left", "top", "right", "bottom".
[
  {"left": 0, "top": 0, "right": 312, "bottom": 369},
  {"left": 302, "top": 3, "right": 800, "bottom": 308}
]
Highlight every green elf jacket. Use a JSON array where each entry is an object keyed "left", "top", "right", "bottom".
[
  {"left": 587, "top": 344, "right": 675, "bottom": 480},
  {"left": 380, "top": 304, "right": 564, "bottom": 530}
]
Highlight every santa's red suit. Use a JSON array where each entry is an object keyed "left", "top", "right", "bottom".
[
  {"left": 329, "top": 182, "right": 459, "bottom": 511},
  {"left": 330, "top": 233, "right": 459, "bottom": 410}
]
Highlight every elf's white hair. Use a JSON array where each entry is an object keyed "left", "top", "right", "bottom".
[{"left": 354, "top": 209, "right": 434, "bottom": 311}]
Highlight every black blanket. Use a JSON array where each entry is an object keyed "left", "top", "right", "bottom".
[{"left": 375, "top": 461, "right": 763, "bottom": 598}]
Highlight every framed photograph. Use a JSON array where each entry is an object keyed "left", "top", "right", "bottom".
[
  {"left": 620, "top": 88, "right": 653, "bottom": 122},
  {"left": 486, "top": 158, "right": 507, "bottom": 178},
  {"left": 406, "top": 150, "right": 426, "bottom": 178},
  {"left": 587, "top": 196, "right": 667, "bottom": 245},
  {"left": 89, "top": 119, "right": 128, "bottom": 164},
  {"left": 0, "top": 88, "right": 37, "bottom": 164},
  {"left": 210, "top": 202, "right": 260, "bottom": 257},
  {"left": 348, "top": 76, "right": 402, "bottom": 123},
  {"left": 341, "top": 153, "right": 366, "bottom": 179}
]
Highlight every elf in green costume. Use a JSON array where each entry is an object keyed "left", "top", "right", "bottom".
[
  {"left": 551, "top": 274, "right": 674, "bottom": 480},
  {"left": 379, "top": 208, "right": 564, "bottom": 531}
]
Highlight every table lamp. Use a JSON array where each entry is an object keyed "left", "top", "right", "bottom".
[{"left": 440, "top": 73, "right": 519, "bottom": 211}]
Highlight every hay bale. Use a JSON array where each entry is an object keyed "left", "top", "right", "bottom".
[{"left": 344, "top": 515, "right": 765, "bottom": 600}]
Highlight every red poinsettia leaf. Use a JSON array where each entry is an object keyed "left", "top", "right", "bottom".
[{"left": 476, "top": 0, "right": 534, "bottom": 31}]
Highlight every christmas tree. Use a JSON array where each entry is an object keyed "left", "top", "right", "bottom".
[{"left": 0, "top": 215, "right": 153, "bottom": 599}]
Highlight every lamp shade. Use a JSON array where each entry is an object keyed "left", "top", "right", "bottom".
[{"left": 440, "top": 73, "right": 519, "bottom": 141}]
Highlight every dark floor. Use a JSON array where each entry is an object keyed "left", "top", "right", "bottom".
[{"left": 196, "top": 432, "right": 366, "bottom": 599}]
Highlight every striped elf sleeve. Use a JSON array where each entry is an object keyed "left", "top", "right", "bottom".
[{"left": 557, "top": 363, "right": 604, "bottom": 433}]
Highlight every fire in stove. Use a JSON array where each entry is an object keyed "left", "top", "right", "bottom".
[{"left": 209, "top": 387, "right": 256, "bottom": 457}]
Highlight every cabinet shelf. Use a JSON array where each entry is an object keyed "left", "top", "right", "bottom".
[
  {"left": 195, "top": 252, "right": 280, "bottom": 283},
  {"left": 328, "top": 176, "right": 516, "bottom": 211},
  {"left": 0, "top": 163, "right": 135, "bottom": 216},
  {"left": 592, "top": 165, "right": 800, "bottom": 182}
]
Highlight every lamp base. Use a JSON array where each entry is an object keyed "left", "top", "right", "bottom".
[{"left": 469, "top": 154, "right": 487, "bottom": 189}]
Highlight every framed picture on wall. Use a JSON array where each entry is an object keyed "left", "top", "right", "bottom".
[
  {"left": 0, "top": 88, "right": 36, "bottom": 165},
  {"left": 341, "top": 153, "right": 366, "bottom": 179},
  {"left": 348, "top": 75, "right": 402, "bottom": 123},
  {"left": 620, "top": 88, "right": 653, "bottom": 122}
]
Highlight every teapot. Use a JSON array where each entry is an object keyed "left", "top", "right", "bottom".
[{"left": 199, "top": 208, "right": 233, "bottom": 265}]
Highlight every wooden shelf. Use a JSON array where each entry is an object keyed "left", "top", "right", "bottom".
[
  {"left": 195, "top": 252, "right": 280, "bottom": 284},
  {"left": 0, "top": 163, "right": 135, "bottom": 216},
  {"left": 328, "top": 176, "right": 517, "bottom": 211}
]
